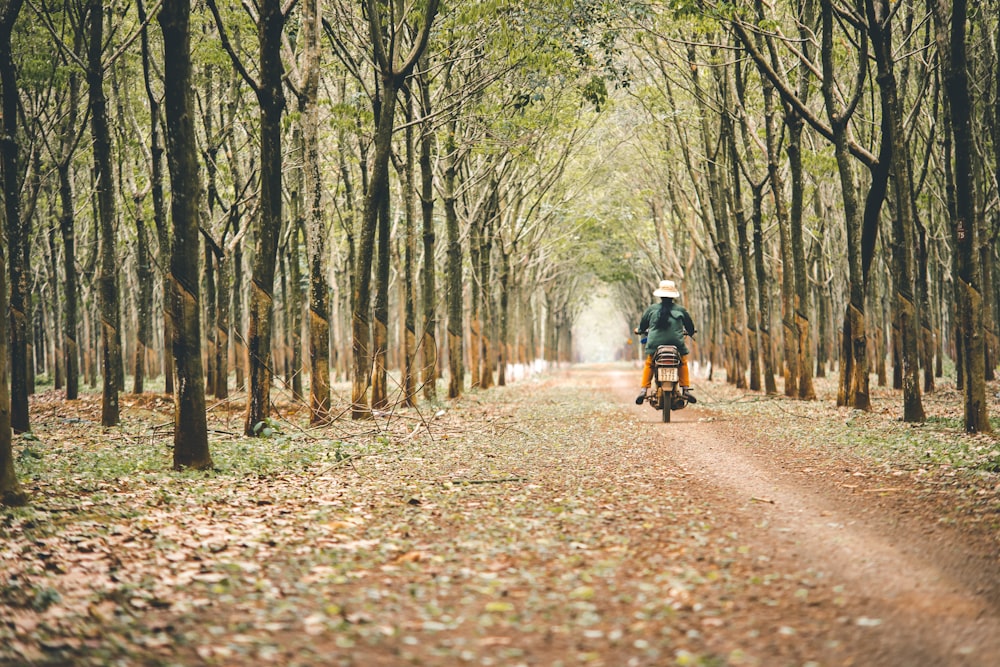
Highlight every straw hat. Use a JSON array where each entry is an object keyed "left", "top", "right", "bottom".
[{"left": 653, "top": 279, "right": 680, "bottom": 298}]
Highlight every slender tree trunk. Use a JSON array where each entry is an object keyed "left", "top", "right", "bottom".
[
  {"left": 353, "top": 75, "right": 397, "bottom": 417},
  {"left": 869, "top": 0, "right": 924, "bottom": 421},
  {"left": 728, "top": 123, "right": 761, "bottom": 392},
  {"left": 45, "top": 221, "right": 63, "bottom": 390},
  {"left": 245, "top": 0, "right": 286, "bottom": 435},
  {"left": 139, "top": 0, "right": 170, "bottom": 394},
  {"left": 751, "top": 184, "right": 778, "bottom": 394},
  {"left": 215, "top": 253, "right": 230, "bottom": 399},
  {"left": 58, "top": 161, "right": 80, "bottom": 400},
  {"left": 820, "top": 0, "right": 871, "bottom": 410},
  {"left": 777, "top": 121, "right": 799, "bottom": 398},
  {"left": 445, "top": 116, "right": 463, "bottom": 398},
  {"left": 354, "top": 0, "right": 440, "bottom": 413},
  {"left": 89, "top": 0, "right": 121, "bottom": 427},
  {"left": 787, "top": 117, "right": 815, "bottom": 400},
  {"left": 204, "top": 242, "right": 218, "bottom": 397},
  {"left": 300, "top": 0, "right": 329, "bottom": 423},
  {"left": 134, "top": 208, "right": 154, "bottom": 394},
  {"left": 0, "top": 0, "right": 27, "bottom": 505},
  {"left": 371, "top": 114, "right": 392, "bottom": 411},
  {"left": 159, "top": 0, "right": 212, "bottom": 468},
  {"left": 417, "top": 65, "right": 437, "bottom": 401},
  {"left": 469, "top": 215, "right": 482, "bottom": 389},
  {"left": 288, "top": 223, "right": 303, "bottom": 401},
  {"left": 498, "top": 248, "right": 510, "bottom": 386},
  {"left": 232, "top": 243, "right": 245, "bottom": 391},
  {"left": 401, "top": 88, "right": 418, "bottom": 407},
  {"left": 935, "top": 0, "right": 990, "bottom": 432},
  {"left": 2, "top": 0, "right": 29, "bottom": 432}
]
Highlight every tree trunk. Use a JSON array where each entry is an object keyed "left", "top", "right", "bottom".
[
  {"left": 245, "top": 0, "right": 286, "bottom": 435},
  {"left": 133, "top": 209, "right": 154, "bottom": 394},
  {"left": 935, "top": 0, "right": 990, "bottom": 432},
  {"left": 371, "top": 116, "right": 392, "bottom": 411},
  {"left": 469, "top": 212, "right": 482, "bottom": 389},
  {"left": 417, "top": 65, "right": 437, "bottom": 402},
  {"left": 139, "top": 0, "right": 171, "bottom": 395},
  {"left": 353, "top": 75, "right": 397, "bottom": 417},
  {"left": 204, "top": 246, "right": 218, "bottom": 397},
  {"left": 288, "top": 223, "right": 303, "bottom": 401},
  {"left": 0, "top": 0, "right": 27, "bottom": 505},
  {"left": 232, "top": 243, "right": 245, "bottom": 391},
  {"left": 88, "top": 0, "right": 121, "bottom": 427},
  {"left": 45, "top": 221, "right": 63, "bottom": 390},
  {"left": 787, "top": 116, "right": 815, "bottom": 401},
  {"left": 401, "top": 88, "right": 418, "bottom": 407},
  {"left": 159, "top": 0, "right": 212, "bottom": 469},
  {"left": 868, "top": 0, "right": 924, "bottom": 422},
  {"left": 2, "top": 0, "right": 29, "bottom": 432},
  {"left": 445, "top": 117, "right": 463, "bottom": 398},
  {"left": 820, "top": 0, "right": 871, "bottom": 410},
  {"left": 215, "top": 253, "right": 230, "bottom": 399},
  {"left": 58, "top": 161, "right": 80, "bottom": 400},
  {"left": 498, "top": 248, "right": 510, "bottom": 386},
  {"left": 354, "top": 0, "right": 439, "bottom": 414},
  {"left": 299, "top": 0, "right": 329, "bottom": 423}
]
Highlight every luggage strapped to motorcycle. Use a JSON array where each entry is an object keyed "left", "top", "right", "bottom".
[{"left": 654, "top": 345, "right": 681, "bottom": 366}]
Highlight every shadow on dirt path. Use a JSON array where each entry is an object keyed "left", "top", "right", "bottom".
[{"left": 584, "top": 363, "right": 1000, "bottom": 666}]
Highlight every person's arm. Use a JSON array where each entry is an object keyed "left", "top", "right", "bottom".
[
  {"left": 637, "top": 308, "right": 651, "bottom": 334},
  {"left": 682, "top": 308, "right": 696, "bottom": 336}
]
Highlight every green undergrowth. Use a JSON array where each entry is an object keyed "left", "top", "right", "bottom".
[{"left": 703, "top": 377, "right": 1000, "bottom": 473}]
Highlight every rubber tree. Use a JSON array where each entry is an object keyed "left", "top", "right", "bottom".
[
  {"left": 295, "top": 0, "right": 330, "bottom": 423},
  {"left": 207, "top": 0, "right": 288, "bottom": 435},
  {"left": 88, "top": 0, "right": 123, "bottom": 427},
  {"left": 3, "top": 1, "right": 27, "bottom": 432},
  {"left": 0, "top": 0, "right": 27, "bottom": 505},
  {"left": 351, "top": 0, "right": 440, "bottom": 418},
  {"left": 159, "top": 0, "right": 211, "bottom": 469},
  {"left": 733, "top": 5, "right": 880, "bottom": 410},
  {"left": 866, "top": 0, "right": 924, "bottom": 422},
  {"left": 932, "top": 0, "right": 991, "bottom": 433},
  {"left": 51, "top": 6, "right": 84, "bottom": 401}
]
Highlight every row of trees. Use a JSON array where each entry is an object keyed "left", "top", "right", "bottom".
[
  {"left": 0, "top": 0, "right": 617, "bottom": 505},
  {"left": 596, "top": 0, "right": 997, "bottom": 435},
  {"left": 2, "top": 0, "right": 998, "bottom": 505}
]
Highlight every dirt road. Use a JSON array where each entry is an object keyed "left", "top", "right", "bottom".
[
  {"left": 5, "top": 364, "right": 1000, "bottom": 666},
  {"left": 601, "top": 365, "right": 1000, "bottom": 666}
]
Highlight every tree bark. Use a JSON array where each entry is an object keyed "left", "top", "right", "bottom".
[
  {"left": 934, "top": 0, "right": 990, "bottom": 432},
  {"left": 299, "top": 0, "right": 329, "bottom": 423},
  {"left": 87, "top": 0, "right": 121, "bottom": 427},
  {"left": 401, "top": 87, "right": 418, "bottom": 407},
  {"left": 819, "top": 0, "right": 872, "bottom": 410},
  {"left": 133, "top": 206, "right": 154, "bottom": 394},
  {"left": 0, "top": 0, "right": 27, "bottom": 505},
  {"left": 417, "top": 64, "right": 437, "bottom": 401},
  {"left": 867, "top": 0, "right": 924, "bottom": 421},
  {"left": 445, "top": 114, "right": 463, "bottom": 398},
  {"left": 159, "top": 0, "right": 212, "bottom": 469},
  {"left": 355, "top": 0, "right": 440, "bottom": 414},
  {"left": 244, "top": 0, "right": 286, "bottom": 435}
]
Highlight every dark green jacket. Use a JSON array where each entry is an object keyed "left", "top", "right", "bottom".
[{"left": 638, "top": 299, "right": 695, "bottom": 356}]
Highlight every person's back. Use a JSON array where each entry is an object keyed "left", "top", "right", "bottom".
[{"left": 635, "top": 280, "right": 696, "bottom": 404}]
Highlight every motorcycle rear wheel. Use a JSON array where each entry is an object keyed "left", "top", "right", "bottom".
[{"left": 661, "top": 387, "right": 672, "bottom": 422}]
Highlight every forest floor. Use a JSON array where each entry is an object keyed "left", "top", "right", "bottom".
[{"left": 3, "top": 364, "right": 1000, "bottom": 666}]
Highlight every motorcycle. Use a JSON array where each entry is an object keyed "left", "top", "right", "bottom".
[
  {"left": 646, "top": 344, "right": 688, "bottom": 422},
  {"left": 635, "top": 327, "right": 691, "bottom": 422}
]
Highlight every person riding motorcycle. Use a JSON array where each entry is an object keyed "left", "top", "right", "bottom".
[{"left": 635, "top": 279, "right": 697, "bottom": 405}]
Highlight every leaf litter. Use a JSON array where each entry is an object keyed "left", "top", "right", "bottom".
[{"left": 3, "top": 371, "right": 1000, "bottom": 666}]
